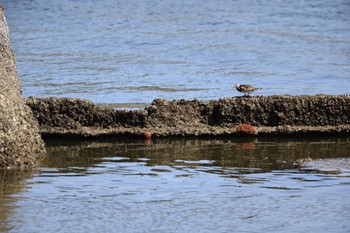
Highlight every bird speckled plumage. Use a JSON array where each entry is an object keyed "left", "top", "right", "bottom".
[{"left": 235, "top": 83, "right": 262, "bottom": 96}]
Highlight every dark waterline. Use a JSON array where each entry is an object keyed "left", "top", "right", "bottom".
[{"left": 1, "top": 137, "right": 349, "bottom": 233}]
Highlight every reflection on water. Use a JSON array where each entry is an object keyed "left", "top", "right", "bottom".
[
  {"left": 0, "top": 170, "right": 34, "bottom": 232},
  {"left": 1, "top": 137, "right": 350, "bottom": 233},
  {"left": 42, "top": 137, "right": 350, "bottom": 172}
]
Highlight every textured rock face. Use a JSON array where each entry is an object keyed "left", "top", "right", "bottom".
[
  {"left": 0, "top": 5, "right": 46, "bottom": 169},
  {"left": 207, "top": 95, "right": 350, "bottom": 127},
  {"left": 26, "top": 97, "right": 147, "bottom": 137},
  {"left": 27, "top": 95, "right": 350, "bottom": 138}
]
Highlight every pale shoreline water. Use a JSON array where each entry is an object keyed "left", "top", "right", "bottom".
[{"left": 2, "top": 0, "right": 350, "bottom": 105}]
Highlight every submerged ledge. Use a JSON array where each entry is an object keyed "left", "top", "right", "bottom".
[{"left": 25, "top": 95, "right": 350, "bottom": 138}]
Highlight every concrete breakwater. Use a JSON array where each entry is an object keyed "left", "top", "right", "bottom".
[{"left": 26, "top": 95, "right": 350, "bottom": 138}]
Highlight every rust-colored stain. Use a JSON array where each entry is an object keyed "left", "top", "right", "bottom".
[
  {"left": 144, "top": 130, "right": 152, "bottom": 139},
  {"left": 236, "top": 124, "right": 257, "bottom": 135}
]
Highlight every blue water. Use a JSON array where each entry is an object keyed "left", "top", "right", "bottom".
[
  {"left": 1, "top": 2, "right": 350, "bottom": 232},
  {"left": 1, "top": 137, "right": 350, "bottom": 233},
  {"left": 2, "top": 0, "right": 350, "bottom": 105}
]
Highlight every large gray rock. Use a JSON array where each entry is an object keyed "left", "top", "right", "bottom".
[{"left": 0, "top": 4, "right": 45, "bottom": 169}]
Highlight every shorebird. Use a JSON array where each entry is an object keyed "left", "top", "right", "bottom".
[{"left": 234, "top": 83, "right": 262, "bottom": 96}]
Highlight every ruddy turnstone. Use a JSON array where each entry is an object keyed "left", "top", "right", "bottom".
[{"left": 235, "top": 83, "right": 262, "bottom": 96}]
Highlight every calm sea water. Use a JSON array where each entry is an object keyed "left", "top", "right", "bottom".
[
  {"left": 1, "top": 137, "right": 350, "bottom": 233},
  {"left": 2, "top": 0, "right": 350, "bottom": 105},
  {"left": 1, "top": 1, "right": 350, "bottom": 232}
]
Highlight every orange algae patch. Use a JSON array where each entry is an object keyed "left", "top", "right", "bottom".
[
  {"left": 144, "top": 130, "right": 152, "bottom": 139},
  {"left": 236, "top": 124, "right": 257, "bottom": 135}
]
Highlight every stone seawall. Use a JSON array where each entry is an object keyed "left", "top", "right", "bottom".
[{"left": 26, "top": 95, "right": 350, "bottom": 138}]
